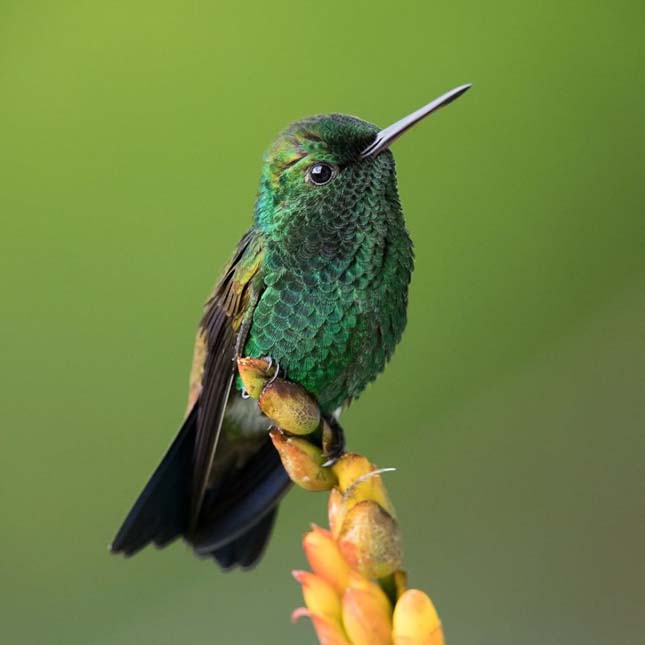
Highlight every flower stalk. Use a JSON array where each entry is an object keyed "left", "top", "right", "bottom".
[{"left": 238, "top": 357, "right": 445, "bottom": 644}]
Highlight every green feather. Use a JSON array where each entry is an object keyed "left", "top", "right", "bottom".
[{"left": 242, "top": 114, "right": 413, "bottom": 412}]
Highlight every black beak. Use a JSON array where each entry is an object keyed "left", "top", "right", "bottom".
[{"left": 361, "top": 83, "right": 472, "bottom": 158}]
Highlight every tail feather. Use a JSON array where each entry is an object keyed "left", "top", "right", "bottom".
[
  {"left": 110, "top": 406, "right": 197, "bottom": 556},
  {"left": 210, "top": 508, "right": 278, "bottom": 570},
  {"left": 110, "top": 405, "right": 291, "bottom": 569},
  {"left": 192, "top": 441, "right": 291, "bottom": 554}
]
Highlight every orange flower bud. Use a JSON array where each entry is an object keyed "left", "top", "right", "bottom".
[
  {"left": 292, "top": 609, "right": 351, "bottom": 645},
  {"left": 342, "top": 587, "right": 393, "bottom": 645},
  {"left": 236, "top": 356, "right": 275, "bottom": 399},
  {"left": 259, "top": 379, "right": 321, "bottom": 435},
  {"left": 345, "top": 571, "right": 392, "bottom": 617},
  {"left": 269, "top": 429, "right": 337, "bottom": 491},
  {"left": 336, "top": 500, "right": 403, "bottom": 579},
  {"left": 303, "top": 526, "right": 351, "bottom": 593},
  {"left": 292, "top": 570, "right": 342, "bottom": 622},
  {"left": 392, "top": 589, "right": 444, "bottom": 645}
]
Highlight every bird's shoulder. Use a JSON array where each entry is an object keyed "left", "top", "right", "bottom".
[{"left": 186, "top": 229, "right": 265, "bottom": 410}]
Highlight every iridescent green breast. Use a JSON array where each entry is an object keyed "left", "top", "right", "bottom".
[{"left": 243, "top": 154, "right": 413, "bottom": 412}]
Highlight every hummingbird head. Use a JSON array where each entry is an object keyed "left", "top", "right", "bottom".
[
  {"left": 255, "top": 114, "right": 382, "bottom": 232},
  {"left": 254, "top": 84, "right": 471, "bottom": 259}
]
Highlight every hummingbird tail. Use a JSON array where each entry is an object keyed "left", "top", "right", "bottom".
[
  {"left": 208, "top": 506, "right": 279, "bottom": 569},
  {"left": 110, "top": 405, "right": 197, "bottom": 556},
  {"left": 190, "top": 436, "right": 292, "bottom": 568},
  {"left": 110, "top": 403, "right": 292, "bottom": 569}
]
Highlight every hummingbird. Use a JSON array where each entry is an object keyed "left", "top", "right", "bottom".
[{"left": 111, "top": 84, "right": 471, "bottom": 569}]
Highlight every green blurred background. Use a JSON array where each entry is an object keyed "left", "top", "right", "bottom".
[{"left": 1, "top": 1, "right": 644, "bottom": 643}]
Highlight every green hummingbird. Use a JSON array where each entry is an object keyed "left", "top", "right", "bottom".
[{"left": 111, "top": 84, "right": 471, "bottom": 569}]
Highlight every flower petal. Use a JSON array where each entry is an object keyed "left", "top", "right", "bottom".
[
  {"left": 345, "top": 570, "right": 393, "bottom": 618},
  {"left": 303, "top": 526, "right": 351, "bottom": 593},
  {"left": 292, "top": 608, "right": 351, "bottom": 645},
  {"left": 342, "top": 587, "right": 393, "bottom": 645},
  {"left": 292, "top": 570, "right": 342, "bottom": 622},
  {"left": 291, "top": 606, "right": 310, "bottom": 623},
  {"left": 392, "top": 589, "right": 444, "bottom": 645}
]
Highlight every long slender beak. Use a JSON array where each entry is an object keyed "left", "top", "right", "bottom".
[{"left": 360, "top": 83, "right": 472, "bottom": 158}]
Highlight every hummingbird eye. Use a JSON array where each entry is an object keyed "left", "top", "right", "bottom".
[{"left": 306, "top": 162, "right": 336, "bottom": 186}]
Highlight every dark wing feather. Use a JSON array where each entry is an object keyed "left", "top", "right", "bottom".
[{"left": 189, "top": 230, "right": 264, "bottom": 527}]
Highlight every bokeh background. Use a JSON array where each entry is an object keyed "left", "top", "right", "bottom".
[{"left": 1, "top": 1, "right": 644, "bottom": 643}]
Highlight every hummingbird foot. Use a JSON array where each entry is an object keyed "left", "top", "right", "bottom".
[
  {"left": 261, "top": 355, "right": 281, "bottom": 384},
  {"left": 321, "top": 415, "right": 346, "bottom": 467}
]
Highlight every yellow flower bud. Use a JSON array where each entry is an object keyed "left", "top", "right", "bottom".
[
  {"left": 237, "top": 355, "right": 446, "bottom": 645},
  {"left": 332, "top": 454, "right": 396, "bottom": 518},
  {"left": 336, "top": 500, "right": 403, "bottom": 579},
  {"left": 236, "top": 356, "right": 275, "bottom": 399},
  {"left": 392, "top": 589, "right": 444, "bottom": 645},
  {"left": 303, "top": 526, "right": 351, "bottom": 593},
  {"left": 269, "top": 429, "right": 337, "bottom": 491},
  {"left": 259, "top": 379, "right": 321, "bottom": 435},
  {"left": 332, "top": 453, "right": 373, "bottom": 492}
]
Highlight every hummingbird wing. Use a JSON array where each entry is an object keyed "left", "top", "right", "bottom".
[{"left": 189, "top": 229, "right": 265, "bottom": 527}]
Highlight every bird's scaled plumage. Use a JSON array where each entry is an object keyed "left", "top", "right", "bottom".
[
  {"left": 111, "top": 85, "right": 470, "bottom": 569},
  {"left": 246, "top": 114, "right": 413, "bottom": 412}
]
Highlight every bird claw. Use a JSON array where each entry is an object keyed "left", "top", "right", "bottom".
[
  {"left": 261, "top": 355, "right": 281, "bottom": 384},
  {"left": 321, "top": 416, "right": 345, "bottom": 467}
]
